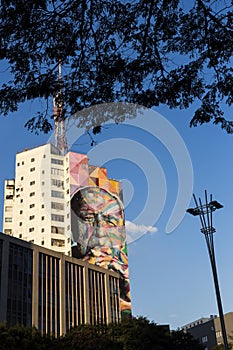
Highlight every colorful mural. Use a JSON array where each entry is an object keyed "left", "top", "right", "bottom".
[{"left": 69, "top": 153, "right": 131, "bottom": 318}]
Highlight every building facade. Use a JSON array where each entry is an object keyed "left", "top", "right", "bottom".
[
  {"left": 2, "top": 143, "right": 131, "bottom": 317},
  {"left": 214, "top": 312, "right": 233, "bottom": 346},
  {"left": 0, "top": 233, "right": 121, "bottom": 335},
  {"left": 181, "top": 313, "right": 233, "bottom": 349}
]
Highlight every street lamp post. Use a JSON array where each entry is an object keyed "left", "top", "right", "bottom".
[{"left": 187, "top": 190, "right": 229, "bottom": 350}]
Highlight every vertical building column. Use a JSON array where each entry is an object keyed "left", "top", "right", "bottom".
[
  {"left": 32, "top": 247, "right": 39, "bottom": 328},
  {"left": 83, "top": 265, "right": 90, "bottom": 324},
  {"left": 60, "top": 254, "right": 66, "bottom": 336},
  {"left": 105, "top": 271, "right": 111, "bottom": 324},
  {"left": 0, "top": 238, "right": 9, "bottom": 323}
]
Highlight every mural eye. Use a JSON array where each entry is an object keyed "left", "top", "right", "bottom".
[
  {"left": 102, "top": 215, "right": 118, "bottom": 226},
  {"left": 79, "top": 211, "right": 95, "bottom": 222}
]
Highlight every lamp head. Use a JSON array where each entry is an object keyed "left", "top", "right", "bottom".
[
  {"left": 209, "top": 200, "right": 223, "bottom": 210},
  {"left": 186, "top": 208, "right": 200, "bottom": 216}
]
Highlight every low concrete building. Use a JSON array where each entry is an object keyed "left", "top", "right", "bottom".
[
  {"left": 0, "top": 232, "right": 121, "bottom": 336},
  {"left": 181, "top": 313, "right": 233, "bottom": 349}
]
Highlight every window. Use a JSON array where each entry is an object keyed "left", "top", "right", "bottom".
[
  {"left": 51, "top": 214, "right": 64, "bottom": 222},
  {"left": 216, "top": 331, "right": 222, "bottom": 338},
  {"left": 5, "top": 217, "right": 12, "bottom": 222},
  {"left": 41, "top": 228, "right": 44, "bottom": 233},
  {"left": 51, "top": 226, "right": 64, "bottom": 234},
  {"left": 66, "top": 189, "right": 69, "bottom": 194},
  {"left": 41, "top": 216, "right": 45, "bottom": 221},
  {"left": 5, "top": 206, "right": 12, "bottom": 212},
  {"left": 51, "top": 158, "right": 63, "bottom": 165},
  {"left": 19, "top": 234, "right": 22, "bottom": 238},
  {"left": 29, "top": 227, "right": 34, "bottom": 232},
  {"left": 20, "top": 210, "right": 23, "bottom": 214},
  {"left": 20, "top": 199, "right": 23, "bottom": 203},
  {"left": 29, "top": 204, "right": 35, "bottom": 208},
  {"left": 30, "top": 192, "right": 35, "bottom": 197},
  {"left": 22, "top": 161, "right": 24, "bottom": 165},
  {"left": 30, "top": 181, "right": 35, "bottom": 186},
  {"left": 6, "top": 195, "right": 13, "bottom": 200},
  {"left": 51, "top": 239, "right": 65, "bottom": 247},
  {"left": 51, "top": 202, "right": 64, "bottom": 210},
  {"left": 51, "top": 190, "right": 64, "bottom": 199},
  {"left": 21, "top": 176, "right": 24, "bottom": 180},
  {"left": 17, "top": 163, "right": 20, "bottom": 166},
  {"left": 67, "top": 225, "right": 70, "bottom": 230},
  {"left": 51, "top": 168, "right": 64, "bottom": 176},
  {"left": 67, "top": 213, "right": 70, "bottom": 218},
  {"left": 4, "top": 229, "right": 12, "bottom": 235},
  {"left": 41, "top": 240, "right": 44, "bottom": 245},
  {"left": 29, "top": 215, "right": 35, "bottom": 220},
  {"left": 41, "top": 181, "right": 45, "bottom": 186},
  {"left": 20, "top": 188, "right": 23, "bottom": 191},
  {"left": 41, "top": 204, "right": 44, "bottom": 208},
  {"left": 51, "top": 179, "right": 64, "bottom": 188},
  {"left": 31, "top": 158, "right": 35, "bottom": 162},
  {"left": 43, "top": 155, "right": 46, "bottom": 158},
  {"left": 42, "top": 170, "right": 45, "bottom": 174},
  {"left": 19, "top": 222, "right": 22, "bottom": 226},
  {"left": 201, "top": 336, "right": 208, "bottom": 343},
  {"left": 30, "top": 167, "right": 35, "bottom": 172}
]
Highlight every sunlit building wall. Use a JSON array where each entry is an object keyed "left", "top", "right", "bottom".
[{"left": 0, "top": 233, "right": 120, "bottom": 335}]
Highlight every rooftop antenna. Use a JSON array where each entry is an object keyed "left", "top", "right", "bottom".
[{"left": 53, "top": 60, "right": 68, "bottom": 155}]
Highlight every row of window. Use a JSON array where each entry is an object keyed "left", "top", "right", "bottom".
[
  {"left": 17, "top": 156, "right": 65, "bottom": 167},
  {"left": 52, "top": 179, "right": 64, "bottom": 188},
  {"left": 51, "top": 202, "right": 64, "bottom": 210},
  {"left": 51, "top": 168, "right": 64, "bottom": 176},
  {"left": 17, "top": 202, "right": 64, "bottom": 214},
  {"left": 51, "top": 214, "right": 64, "bottom": 222},
  {"left": 51, "top": 158, "right": 63, "bottom": 165},
  {"left": 29, "top": 190, "right": 69, "bottom": 198},
  {"left": 6, "top": 213, "right": 70, "bottom": 224},
  {"left": 14, "top": 178, "right": 66, "bottom": 193},
  {"left": 5, "top": 224, "right": 71, "bottom": 237}
]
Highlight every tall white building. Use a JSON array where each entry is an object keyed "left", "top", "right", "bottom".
[{"left": 3, "top": 144, "right": 71, "bottom": 255}]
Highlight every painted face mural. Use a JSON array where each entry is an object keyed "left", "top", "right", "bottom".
[
  {"left": 71, "top": 186, "right": 131, "bottom": 317},
  {"left": 71, "top": 187, "right": 125, "bottom": 251}
]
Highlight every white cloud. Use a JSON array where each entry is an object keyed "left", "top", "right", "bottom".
[{"left": 125, "top": 220, "right": 158, "bottom": 244}]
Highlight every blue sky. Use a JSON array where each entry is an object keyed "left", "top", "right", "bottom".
[{"left": 0, "top": 99, "right": 233, "bottom": 330}]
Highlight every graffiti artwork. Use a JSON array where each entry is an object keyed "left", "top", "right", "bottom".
[{"left": 69, "top": 153, "right": 131, "bottom": 317}]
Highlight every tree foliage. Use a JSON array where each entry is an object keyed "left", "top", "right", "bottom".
[
  {"left": 0, "top": 0, "right": 232, "bottom": 133},
  {"left": 0, "top": 318, "right": 205, "bottom": 350}
]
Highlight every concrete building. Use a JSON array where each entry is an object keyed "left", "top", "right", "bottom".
[
  {"left": 2, "top": 143, "right": 131, "bottom": 317},
  {"left": 181, "top": 313, "right": 233, "bottom": 349},
  {"left": 3, "top": 144, "right": 73, "bottom": 255},
  {"left": 0, "top": 232, "right": 120, "bottom": 335},
  {"left": 214, "top": 312, "right": 233, "bottom": 346}
]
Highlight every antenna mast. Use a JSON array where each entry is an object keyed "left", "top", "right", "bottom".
[{"left": 53, "top": 62, "right": 68, "bottom": 155}]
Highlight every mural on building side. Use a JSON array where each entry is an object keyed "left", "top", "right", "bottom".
[{"left": 69, "top": 152, "right": 131, "bottom": 317}]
